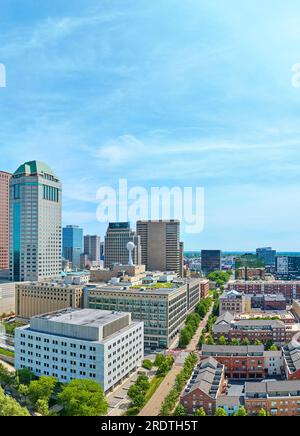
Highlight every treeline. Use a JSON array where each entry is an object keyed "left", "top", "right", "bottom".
[
  {"left": 178, "top": 298, "right": 212, "bottom": 348},
  {"left": 127, "top": 354, "right": 174, "bottom": 416},
  {"left": 160, "top": 352, "right": 198, "bottom": 416}
]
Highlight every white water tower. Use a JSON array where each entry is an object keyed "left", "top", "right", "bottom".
[{"left": 127, "top": 241, "right": 135, "bottom": 266}]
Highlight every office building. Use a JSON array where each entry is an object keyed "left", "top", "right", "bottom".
[
  {"left": 87, "top": 278, "right": 203, "bottom": 349},
  {"left": 84, "top": 235, "right": 101, "bottom": 266},
  {"left": 9, "top": 161, "right": 62, "bottom": 282},
  {"left": 236, "top": 267, "right": 265, "bottom": 280},
  {"left": 256, "top": 247, "right": 276, "bottom": 267},
  {"left": 180, "top": 357, "right": 226, "bottom": 415},
  {"left": 201, "top": 250, "right": 221, "bottom": 275},
  {"left": 136, "top": 220, "right": 182, "bottom": 276},
  {"left": 0, "top": 171, "right": 11, "bottom": 274},
  {"left": 15, "top": 282, "right": 84, "bottom": 320},
  {"left": 276, "top": 256, "right": 300, "bottom": 280},
  {"left": 104, "top": 222, "right": 141, "bottom": 269},
  {"left": 15, "top": 308, "right": 144, "bottom": 392},
  {"left": 63, "top": 225, "right": 83, "bottom": 270}
]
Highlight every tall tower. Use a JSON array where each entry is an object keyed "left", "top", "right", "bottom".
[
  {"left": 104, "top": 222, "right": 141, "bottom": 269},
  {"left": 63, "top": 225, "right": 83, "bottom": 269},
  {"left": 9, "top": 161, "right": 62, "bottom": 282},
  {"left": 136, "top": 220, "right": 181, "bottom": 275},
  {"left": 0, "top": 171, "right": 11, "bottom": 273},
  {"left": 84, "top": 235, "right": 101, "bottom": 265}
]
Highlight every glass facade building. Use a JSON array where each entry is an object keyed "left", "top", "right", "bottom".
[{"left": 63, "top": 225, "right": 83, "bottom": 270}]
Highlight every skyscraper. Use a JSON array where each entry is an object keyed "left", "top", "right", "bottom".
[
  {"left": 201, "top": 250, "right": 221, "bottom": 275},
  {"left": 104, "top": 222, "right": 141, "bottom": 269},
  {"left": 9, "top": 161, "right": 62, "bottom": 282},
  {"left": 84, "top": 235, "right": 101, "bottom": 265},
  {"left": 63, "top": 225, "right": 83, "bottom": 270},
  {"left": 0, "top": 171, "right": 11, "bottom": 273},
  {"left": 256, "top": 247, "right": 276, "bottom": 267},
  {"left": 136, "top": 220, "right": 182, "bottom": 275}
]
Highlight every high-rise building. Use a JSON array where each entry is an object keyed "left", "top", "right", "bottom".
[
  {"left": 276, "top": 256, "right": 300, "bottom": 280},
  {"left": 201, "top": 250, "right": 221, "bottom": 275},
  {"left": 0, "top": 171, "right": 11, "bottom": 273},
  {"left": 9, "top": 161, "right": 62, "bottom": 282},
  {"left": 256, "top": 247, "right": 276, "bottom": 267},
  {"left": 63, "top": 225, "right": 83, "bottom": 270},
  {"left": 104, "top": 222, "right": 141, "bottom": 269},
  {"left": 84, "top": 235, "right": 101, "bottom": 265},
  {"left": 136, "top": 220, "right": 181, "bottom": 275}
]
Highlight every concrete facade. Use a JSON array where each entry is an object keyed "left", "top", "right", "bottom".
[{"left": 15, "top": 308, "right": 144, "bottom": 392}]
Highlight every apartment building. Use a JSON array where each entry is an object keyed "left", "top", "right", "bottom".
[
  {"left": 15, "top": 308, "right": 144, "bottom": 392},
  {"left": 245, "top": 380, "right": 300, "bottom": 416},
  {"left": 87, "top": 278, "right": 203, "bottom": 349},
  {"left": 213, "top": 312, "right": 298, "bottom": 345},
  {"left": 293, "top": 300, "right": 300, "bottom": 320},
  {"left": 228, "top": 280, "right": 300, "bottom": 302},
  {"left": 219, "top": 290, "right": 246, "bottom": 315},
  {"left": 136, "top": 220, "right": 182, "bottom": 276},
  {"left": 0, "top": 171, "right": 11, "bottom": 273},
  {"left": 282, "top": 333, "right": 300, "bottom": 380},
  {"left": 201, "top": 344, "right": 265, "bottom": 379},
  {"left": 180, "top": 357, "right": 226, "bottom": 415},
  {"left": 15, "top": 282, "right": 84, "bottom": 320}
]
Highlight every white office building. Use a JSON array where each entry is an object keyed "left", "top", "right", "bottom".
[{"left": 15, "top": 308, "right": 144, "bottom": 392}]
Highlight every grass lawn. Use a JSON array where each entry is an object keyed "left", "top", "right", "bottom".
[
  {"left": 0, "top": 347, "right": 14, "bottom": 358},
  {"left": 144, "top": 375, "right": 164, "bottom": 403}
]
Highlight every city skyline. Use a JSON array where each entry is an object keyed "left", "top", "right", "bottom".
[{"left": 2, "top": 1, "right": 300, "bottom": 250}]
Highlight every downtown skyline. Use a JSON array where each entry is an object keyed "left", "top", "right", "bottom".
[{"left": 1, "top": 0, "right": 300, "bottom": 250}]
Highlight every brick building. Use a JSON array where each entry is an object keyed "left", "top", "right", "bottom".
[
  {"left": 213, "top": 312, "right": 298, "bottom": 345},
  {"left": 180, "top": 357, "right": 226, "bottom": 415},
  {"left": 201, "top": 344, "right": 265, "bottom": 379},
  {"left": 228, "top": 281, "right": 300, "bottom": 302},
  {"left": 245, "top": 380, "right": 300, "bottom": 416}
]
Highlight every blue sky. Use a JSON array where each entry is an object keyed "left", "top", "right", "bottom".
[{"left": 1, "top": 0, "right": 300, "bottom": 250}]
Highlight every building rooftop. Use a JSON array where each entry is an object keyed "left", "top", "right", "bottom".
[
  {"left": 245, "top": 380, "right": 300, "bottom": 397},
  {"left": 33, "top": 308, "right": 128, "bottom": 328},
  {"left": 183, "top": 357, "right": 224, "bottom": 399},
  {"left": 202, "top": 344, "right": 264, "bottom": 356},
  {"left": 14, "top": 160, "right": 58, "bottom": 179}
]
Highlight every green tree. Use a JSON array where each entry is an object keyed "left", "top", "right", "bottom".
[
  {"left": 218, "top": 336, "right": 227, "bottom": 345},
  {"left": 206, "top": 334, "right": 215, "bottom": 345},
  {"left": 28, "top": 376, "right": 57, "bottom": 405},
  {"left": 154, "top": 353, "right": 165, "bottom": 367},
  {"left": 0, "top": 364, "right": 14, "bottom": 388},
  {"left": 58, "top": 379, "right": 108, "bottom": 416},
  {"left": 258, "top": 408, "right": 268, "bottom": 416},
  {"left": 241, "top": 337, "right": 250, "bottom": 346},
  {"left": 231, "top": 338, "right": 240, "bottom": 346},
  {"left": 234, "top": 406, "right": 247, "bottom": 416},
  {"left": 16, "top": 368, "right": 35, "bottom": 385},
  {"left": 215, "top": 407, "right": 228, "bottom": 416},
  {"left": 142, "top": 359, "right": 153, "bottom": 370},
  {"left": 36, "top": 398, "right": 49, "bottom": 416},
  {"left": 196, "top": 407, "right": 206, "bottom": 416},
  {"left": 173, "top": 404, "right": 186, "bottom": 416},
  {"left": 0, "top": 387, "right": 29, "bottom": 416}
]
